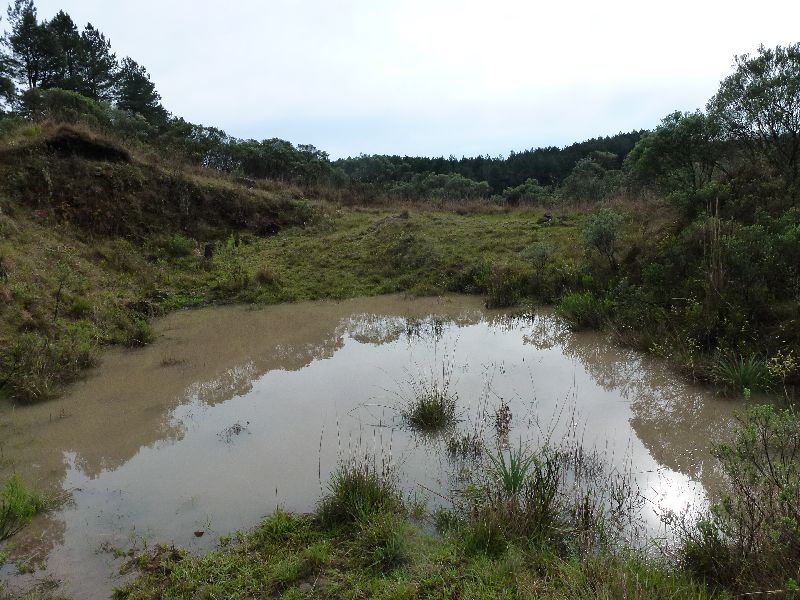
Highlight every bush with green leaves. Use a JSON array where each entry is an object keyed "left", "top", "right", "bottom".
[
  {"left": 484, "top": 263, "right": 528, "bottom": 308},
  {"left": 584, "top": 209, "right": 625, "bottom": 270},
  {"left": 678, "top": 405, "right": 800, "bottom": 593},
  {"left": 501, "top": 178, "right": 552, "bottom": 205}
]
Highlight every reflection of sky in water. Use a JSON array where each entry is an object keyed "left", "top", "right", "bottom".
[{"left": 0, "top": 301, "right": 740, "bottom": 598}]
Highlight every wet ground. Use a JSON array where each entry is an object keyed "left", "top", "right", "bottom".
[{"left": 0, "top": 295, "right": 740, "bottom": 598}]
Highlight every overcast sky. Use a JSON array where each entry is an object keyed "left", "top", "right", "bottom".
[{"left": 30, "top": 0, "right": 800, "bottom": 159}]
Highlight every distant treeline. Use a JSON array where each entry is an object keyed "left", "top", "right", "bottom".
[
  {"left": 2, "top": 1, "right": 800, "bottom": 214},
  {"left": 0, "top": 0, "right": 644, "bottom": 204},
  {"left": 332, "top": 131, "right": 643, "bottom": 195}
]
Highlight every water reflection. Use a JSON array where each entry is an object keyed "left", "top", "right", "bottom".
[{"left": 0, "top": 295, "right": 741, "bottom": 598}]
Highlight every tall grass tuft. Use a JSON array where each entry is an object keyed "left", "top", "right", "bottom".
[
  {"left": 402, "top": 385, "right": 457, "bottom": 432},
  {"left": 452, "top": 444, "right": 566, "bottom": 556},
  {"left": 488, "top": 444, "right": 537, "bottom": 497},
  {"left": 1, "top": 474, "right": 46, "bottom": 542},
  {"left": 317, "top": 459, "right": 402, "bottom": 527}
]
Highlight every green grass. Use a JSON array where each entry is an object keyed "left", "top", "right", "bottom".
[
  {"left": 116, "top": 486, "right": 717, "bottom": 600},
  {"left": 555, "top": 290, "right": 610, "bottom": 330},
  {"left": 316, "top": 460, "right": 403, "bottom": 527},
  {"left": 402, "top": 388, "right": 457, "bottom": 432},
  {"left": 0, "top": 196, "right": 586, "bottom": 404},
  {"left": 1, "top": 473, "right": 46, "bottom": 542}
]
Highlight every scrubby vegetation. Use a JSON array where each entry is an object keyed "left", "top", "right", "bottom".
[
  {"left": 0, "top": 1, "right": 798, "bottom": 597},
  {"left": 116, "top": 407, "right": 798, "bottom": 599}
]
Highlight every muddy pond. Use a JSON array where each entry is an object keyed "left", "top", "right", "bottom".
[{"left": 0, "top": 295, "right": 742, "bottom": 598}]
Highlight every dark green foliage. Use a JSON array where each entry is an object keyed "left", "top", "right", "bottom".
[
  {"left": 710, "top": 354, "right": 771, "bottom": 395},
  {"left": 334, "top": 131, "right": 642, "bottom": 195},
  {"left": 560, "top": 157, "right": 623, "bottom": 202},
  {"left": 43, "top": 10, "right": 82, "bottom": 90},
  {"left": 584, "top": 209, "right": 624, "bottom": 270},
  {"left": 388, "top": 172, "right": 491, "bottom": 201},
  {"left": 501, "top": 177, "right": 552, "bottom": 205},
  {"left": 18, "top": 86, "right": 109, "bottom": 123},
  {"left": 484, "top": 263, "right": 528, "bottom": 308},
  {"left": 1, "top": 328, "right": 97, "bottom": 403},
  {"left": 5, "top": 0, "right": 44, "bottom": 89},
  {"left": 77, "top": 23, "right": 116, "bottom": 101},
  {"left": 113, "top": 317, "right": 154, "bottom": 348},
  {"left": 115, "top": 57, "right": 167, "bottom": 124},
  {"left": 708, "top": 43, "right": 800, "bottom": 199},
  {"left": 624, "top": 111, "right": 720, "bottom": 216}
]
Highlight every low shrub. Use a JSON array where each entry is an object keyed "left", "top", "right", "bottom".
[
  {"left": 677, "top": 405, "right": 800, "bottom": 593},
  {"left": 555, "top": 291, "right": 611, "bottom": 329},
  {"left": 112, "top": 316, "right": 155, "bottom": 347},
  {"left": 484, "top": 264, "right": 528, "bottom": 308}
]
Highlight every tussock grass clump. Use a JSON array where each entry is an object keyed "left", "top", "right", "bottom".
[
  {"left": 1, "top": 474, "right": 46, "bottom": 542},
  {"left": 445, "top": 437, "right": 644, "bottom": 561},
  {"left": 113, "top": 316, "right": 155, "bottom": 348},
  {"left": 317, "top": 459, "right": 402, "bottom": 527},
  {"left": 458, "top": 445, "right": 564, "bottom": 556},
  {"left": 2, "top": 330, "right": 97, "bottom": 403},
  {"left": 402, "top": 386, "right": 457, "bottom": 432}
]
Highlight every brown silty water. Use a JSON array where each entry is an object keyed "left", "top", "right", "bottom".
[{"left": 0, "top": 295, "right": 741, "bottom": 598}]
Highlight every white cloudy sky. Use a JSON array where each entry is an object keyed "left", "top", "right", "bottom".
[{"left": 31, "top": 0, "right": 800, "bottom": 158}]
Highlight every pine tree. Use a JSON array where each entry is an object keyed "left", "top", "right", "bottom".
[
  {"left": 43, "top": 10, "right": 81, "bottom": 90},
  {"left": 77, "top": 23, "right": 116, "bottom": 100},
  {"left": 115, "top": 57, "right": 167, "bottom": 123},
  {"left": 5, "top": 0, "right": 45, "bottom": 88}
]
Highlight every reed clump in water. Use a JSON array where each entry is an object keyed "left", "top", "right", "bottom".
[{"left": 402, "top": 385, "right": 457, "bottom": 432}]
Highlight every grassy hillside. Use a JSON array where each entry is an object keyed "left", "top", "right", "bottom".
[{"left": 0, "top": 123, "right": 603, "bottom": 404}]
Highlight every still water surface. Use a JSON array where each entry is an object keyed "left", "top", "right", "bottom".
[{"left": 0, "top": 295, "right": 740, "bottom": 598}]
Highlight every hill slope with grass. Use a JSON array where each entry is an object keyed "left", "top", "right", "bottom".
[
  {"left": 0, "top": 122, "right": 597, "bottom": 404},
  {"left": 0, "top": 123, "right": 315, "bottom": 402}
]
